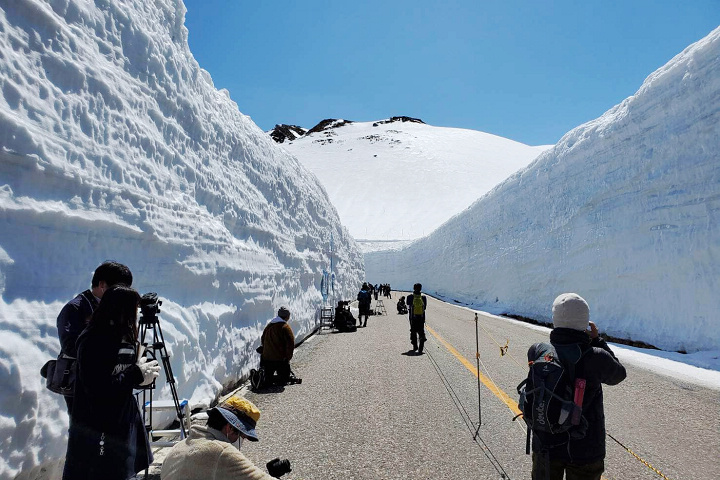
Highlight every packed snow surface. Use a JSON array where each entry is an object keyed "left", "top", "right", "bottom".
[
  {"left": 279, "top": 119, "right": 550, "bottom": 244},
  {"left": 366, "top": 27, "right": 720, "bottom": 360},
  {"left": 0, "top": 0, "right": 362, "bottom": 477}
]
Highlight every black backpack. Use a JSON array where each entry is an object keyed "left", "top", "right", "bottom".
[
  {"left": 357, "top": 290, "right": 370, "bottom": 306},
  {"left": 516, "top": 342, "right": 589, "bottom": 454}
]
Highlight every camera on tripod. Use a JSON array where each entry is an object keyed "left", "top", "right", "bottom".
[
  {"left": 140, "top": 292, "right": 162, "bottom": 321},
  {"left": 136, "top": 292, "right": 188, "bottom": 440}
]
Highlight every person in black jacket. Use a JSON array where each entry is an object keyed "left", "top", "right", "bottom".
[
  {"left": 529, "top": 293, "right": 626, "bottom": 480},
  {"left": 405, "top": 283, "right": 427, "bottom": 353},
  {"left": 56, "top": 261, "right": 133, "bottom": 413},
  {"left": 62, "top": 284, "right": 159, "bottom": 480},
  {"left": 357, "top": 284, "right": 371, "bottom": 327}
]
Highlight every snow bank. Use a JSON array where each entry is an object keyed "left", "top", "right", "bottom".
[
  {"left": 0, "top": 0, "right": 362, "bottom": 477},
  {"left": 366, "top": 27, "right": 720, "bottom": 355}
]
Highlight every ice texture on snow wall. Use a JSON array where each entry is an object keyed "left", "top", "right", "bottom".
[
  {"left": 0, "top": 0, "right": 362, "bottom": 477},
  {"left": 366, "top": 27, "right": 720, "bottom": 354}
]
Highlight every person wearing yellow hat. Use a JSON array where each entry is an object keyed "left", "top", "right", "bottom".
[{"left": 161, "top": 395, "right": 291, "bottom": 479}]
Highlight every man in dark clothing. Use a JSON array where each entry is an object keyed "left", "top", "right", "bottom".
[
  {"left": 56, "top": 261, "right": 133, "bottom": 413},
  {"left": 405, "top": 283, "right": 427, "bottom": 353},
  {"left": 529, "top": 293, "right": 626, "bottom": 480},
  {"left": 396, "top": 296, "right": 407, "bottom": 315},
  {"left": 357, "top": 283, "right": 371, "bottom": 327},
  {"left": 257, "top": 307, "right": 296, "bottom": 387}
]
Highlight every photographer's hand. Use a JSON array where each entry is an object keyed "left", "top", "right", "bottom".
[
  {"left": 137, "top": 356, "right": 160, "bottom": 386},
  {"left": 588, "top": 321, "right": 599, "bottom": 339}
]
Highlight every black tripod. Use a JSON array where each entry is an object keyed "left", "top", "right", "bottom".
[{"left": 137, "top": 293, "right": 186, "bottom": 441}]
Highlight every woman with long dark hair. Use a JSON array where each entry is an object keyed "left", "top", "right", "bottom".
[{"left": 62, "top": 284, "right": 159, "bottom": 480}]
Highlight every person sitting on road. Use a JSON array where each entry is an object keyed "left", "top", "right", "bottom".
[
  {"left": 161, "top": 395, "right": 291, "bottom": 479},
  {"left": 397, "top": 296, "right": 408, "bottom": 315},
  {"left": 334, "top": 301, "right": 357, "bottom": 332}
]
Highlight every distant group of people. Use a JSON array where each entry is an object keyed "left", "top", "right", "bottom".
[{"left": 52, "top": 261, "right": 294, "bottom": 480}]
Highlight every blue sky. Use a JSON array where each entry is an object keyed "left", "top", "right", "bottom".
[{"left": 182, "top": 1, "right": 718, "bottom": 146}]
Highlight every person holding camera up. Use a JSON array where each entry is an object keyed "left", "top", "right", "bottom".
[
  {"left": 55, "top": 261, "right": 133, "bottom": 413},
  {"left": 62, "top": 284, "right": 160, "bottom": 480},
  {"left": 525, "top": 293, "right": 626, "bottom": 480},
  {"left": 161, "top": 395, "right": 292, "bottom": 479}
]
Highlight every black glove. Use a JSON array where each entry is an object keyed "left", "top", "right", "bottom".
[{"left": 266, "top": 458, "right": 292, "bottom": 478}]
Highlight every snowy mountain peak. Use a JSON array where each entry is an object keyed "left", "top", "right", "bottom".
[
  {"left": 269, "top": 116, "right": 426, "bottom": 144},
  {"left": 278, "top": 117, "right": 551, "bottom": 245}
]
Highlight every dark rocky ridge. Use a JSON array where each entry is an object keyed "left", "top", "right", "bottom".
[
  {"left": 269, "top": 124, "right": 307, "bottom": 143},
  {"left": 268, "top": 116, "right": 425, "bottom": 143}
]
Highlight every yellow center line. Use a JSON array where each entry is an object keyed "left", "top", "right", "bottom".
[{"left": 425, "top": 324, "right": 521, "bottom": 415}]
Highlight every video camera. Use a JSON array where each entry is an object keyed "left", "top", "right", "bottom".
[{"left": 140, "top": 292, "right": 162, "bottom": 322}]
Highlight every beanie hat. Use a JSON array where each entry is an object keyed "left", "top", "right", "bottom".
[
  {"left": 552, "top": 293, "right": 589, "bottom": 331},
  {"left": 277, "top": 307, "right": 290, "bottom": 320},
  {"left": 213, "top": 395, "right": 261, "bottom": 441}
]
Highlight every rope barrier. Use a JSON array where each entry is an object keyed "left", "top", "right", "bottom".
[
  {"left": 425, "top": 337, "right": 512, "bottom": 479},
  {"left": 606, "top": 433, "right": 674, "bottom": 480}
]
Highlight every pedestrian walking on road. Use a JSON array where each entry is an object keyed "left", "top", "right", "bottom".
[
  {"left": 524, "top": 293, "right": 626, "bottom": 480},
  {"left": 357, "top": 283, "right": 371, "bottom": 327},
  {"left": 405, "top": 283, "right": 427, "bottom": 353}
]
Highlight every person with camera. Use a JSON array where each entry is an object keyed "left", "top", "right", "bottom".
[
  {"left": 56, "top": 261, "right": 133, "bottom": 413},
  {"left": 526, "top": 293, "right": 626, "bottom": 480},
  {"left": 254, "top": 307, "right": 297, "bottom": 388},
  {"left": 396, "top": 296, "right": 408, "bottom": 315},
  {"left": 62, "top": 284, "right": 160, "bottom": 480},
  {"left": 161, "top": 395, "right": 291, "bottom": 479}
]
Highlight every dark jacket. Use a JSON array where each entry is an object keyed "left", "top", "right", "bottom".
[
  {"left": 357, "top": 289, "right": 371, "bottom": 307},
  {"left": 62, "top": 324, "right": 151, "bottom": 480},
  {"left": 406, "top": 293, "right": 427, "bottom": 320},
  {"left": 530, "top": 328, "right": 626, "bottom": 464},
  {"left": 57, "top": 290, "right": 99, "bottom": 358},
  {"left": 261, "top": 318, "right": 295, "bottom": 362}
]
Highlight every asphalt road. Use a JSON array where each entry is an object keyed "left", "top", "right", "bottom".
[{"left": 240, "top": 293, "right": 720, "bottom": 480}]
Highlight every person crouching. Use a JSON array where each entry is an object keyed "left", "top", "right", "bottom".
[
  {"left": 260, "top": 307, "right": 296, "bottom": 386},
  {"left": 161, "top": 395, "right": 289, "bottom": 479}
]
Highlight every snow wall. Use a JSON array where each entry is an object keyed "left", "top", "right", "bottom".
[
  {"left": 0, "top": 0, "right": 363, "bottom": 477},
  {"left": 367, "top": 27, "right": 720, "bottom": 355}
]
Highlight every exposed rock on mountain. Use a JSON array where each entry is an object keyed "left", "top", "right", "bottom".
[
  {"left": 373, "top": 116, "right": 425, "bottom": 126},
  {"left": 306, "top": 118, "right": 354, "bottom": 135},
  {"left": 269, "top": 124, "right": 307, "bottom": 143}
]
